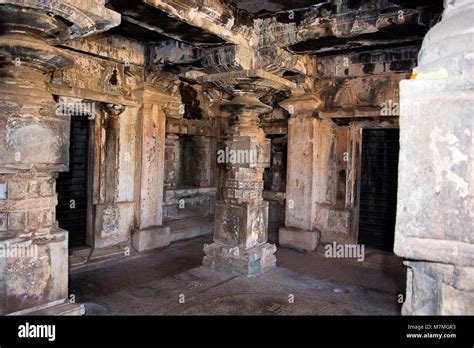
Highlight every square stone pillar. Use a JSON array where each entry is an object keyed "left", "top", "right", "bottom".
[
  {"left": 278, "top": 95, "right": 323, "bottom": 252},
  {"left": 0, "top": 0, "right": 119, "bottom": 315},
  {"left": 394, "top": 0, "right": 474, "bottom": 315},
  {"left": 203, "top": 93, "right": 276, "bottom": 276},
  {"left": 164, "top": 134, "right": 181, "bottom": 189},
  {"left": 197, "top": 69, "right": 297, "bottom": 276},
  {"left": 131, "top": 84, "right": 180, "bottom": 252}
]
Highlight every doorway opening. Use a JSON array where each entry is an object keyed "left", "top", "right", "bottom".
[
  {"left": 358, "top": 128, "right": 400, "bottom": 252},
  {"left": 56, "top": 116, "right": 93, "bottom": 249}
]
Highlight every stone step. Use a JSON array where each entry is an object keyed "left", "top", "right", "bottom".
[{"left": 167, "top": 216, "right": 214, "bottom": 243}]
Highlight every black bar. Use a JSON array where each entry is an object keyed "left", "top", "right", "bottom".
[{"left": 0, "top": 316, "right": 472, "bottom": 346}]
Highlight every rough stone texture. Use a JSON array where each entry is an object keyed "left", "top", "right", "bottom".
[
  {"left": 203, "top": 242, "right": 276, "bottom": 277},
  {"left": 279, "top": 227, "right": 319, "bottom": 252},
  {"left": 131, "top": 84, "right": 181, "bottom": 252},
  {"left": 69, "top": 236, "right": 403, "bottom": 316},
  {"left": 394, "top": 0, "right": 474, "bottom": 315},
  {"left": 132, "top": 226, "right": 170, "bottom": 253},
  {"left": 163, "top": 187, "right": 216, "bottom": 222},
  {"left": 0, "top": 0, "right": 119, "bottom": 315},
  {"left": 0, "top": 0, "right": 468, "bottom": 317},
  {"left": 277, "top": 95, "right": 322, "bottom": 251},
  {"left": 203, "top": 91, "right": 277, "bottom": 276},
  {"left": 263, "top": 190, "right": 285, "bottom": 244}
]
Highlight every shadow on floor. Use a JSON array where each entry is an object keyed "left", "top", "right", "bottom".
[{"left": 70, "top": 236, "right": 405, "bottom": 315}]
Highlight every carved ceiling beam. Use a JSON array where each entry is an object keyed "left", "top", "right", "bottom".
[
  {"left": 142, "top": 0, "right": 249, "bottom": 46},
  {"left": 196, "top": 69, "right": 299, "bottom": 97},
  {"left": 0, "top": 0, "right": 121, "bottom": 44},
  {"left": 290, "top": 4, "right": 440, "bottom": 53}
]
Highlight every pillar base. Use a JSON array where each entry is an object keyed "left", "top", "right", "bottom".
[
  {"left": 203, "top": 242, "right": 276, "bottom": 277},
  {"left": 0, "top": 231, "right": 70, "bottom": 315},
  {"left": 279, "top": 227, "right": 320, "bottom": 252},
  {"left": 402, "top": 261, "right": 474, "bottom": 315},
  {"left": 132, "top": 225, "right": 170, "bottom": 252},
  {"left": 7, "top": 299, "right": 85, "bottom": 316}
]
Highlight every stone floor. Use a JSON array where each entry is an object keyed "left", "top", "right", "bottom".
[{"left": 69, "top": 236, "right": 405, "bottom": 315}]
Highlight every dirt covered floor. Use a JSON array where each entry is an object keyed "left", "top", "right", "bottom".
[{"left": 69, "top": 236, "right": 405, "bottom": 315}]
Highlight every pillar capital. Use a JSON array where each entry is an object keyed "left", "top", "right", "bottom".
[
  {"left": 279, "top": 93, "right": 322, "bottom": 117},
  {"left": 0, "top": 0, "right": 120, "bottom": 44}
]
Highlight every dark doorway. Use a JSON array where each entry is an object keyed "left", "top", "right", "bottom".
[
  {"left": 358, "top": 128, "right": 400, "bottom": 252},
  {"left": 56, "top": 117, "right": 92, "bottom": 248}
]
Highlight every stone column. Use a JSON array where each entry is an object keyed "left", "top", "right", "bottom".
[
  {"left": 194, "top": 136, "right": 212, "bottom": 188},
  {"left": 164, "top": 134, "right": 181, "bottom": 189},
  {"left": 203, "top": 92, "right": 276, "bottom": 276},
  {"left": 270, "top": 137, "right": 287, "bottom": 192},
  {"left": 0, "top": 1, "right": 119, "bottom": 315},
  {"left": 395, "top": 0, "right": 474, "bottom": 314},
  {"left": 132, "top": 84, "right": 180, "bottom": 252},
  {"left": 278, "top": 94, "right": 323, "bottom": 252}
]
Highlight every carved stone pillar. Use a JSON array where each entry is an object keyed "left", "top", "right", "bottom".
[
  {"left": 132, "top": 84, "right": 181, "bottom": 252},
  {"left": 0, "top": 1, "right": 119, "bottom": 315},
  {"left": 193, "top": 136, "right": 213, "bottom": 188},
  {"left": 270, "top": 137, "right": 287, "bottom": 192},
  {"left": 278, "top": 94, "right": 323, "bottom": 252},
  {"left": 164, "top": 134, "right": 181, "bottom": 189},
  {"left": 203, "top": 92, "right": 276, "bottom": 276},
  {"left": 395, "top": 0, "right": 474, "bottom": 315}
]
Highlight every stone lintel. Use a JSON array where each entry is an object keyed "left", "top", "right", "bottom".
[
  {"left": 49, "top": 83, "right": 139, "bottom": 107},
  {"left": 133, "top": 83, "right": 181, "bottom": 105}
]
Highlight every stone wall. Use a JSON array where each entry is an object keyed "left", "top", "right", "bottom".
[{"left": 394, "top": 0, "right": 474, "bottom": 315}]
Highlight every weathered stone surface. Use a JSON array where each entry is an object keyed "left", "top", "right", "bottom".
[
  {"left": 0, "top": 0, "right": 120, "bottom": 315},
  {"left": 199, "top": 74, "right": 283, "bottom": 275},
  {"left": 203, "top": 242, "right": 276, "bottom": 277},
  {"left": 132, "top": 226, "right": 170, "bottom": 253},
  {"left": 279, "top": 227, "right": 319, "bottom": 252},
  {"left": 394, "top": 0, "right": 474, "bottom": 315},
  {"left": 0, "top": 0, "right": 469, "bottom": 318},
  {"left": 277, "top": 95, "right": 322, "bottom": 251}
]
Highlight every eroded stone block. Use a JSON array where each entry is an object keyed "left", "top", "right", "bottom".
[
  {"left": 203, "top": 242, "right": 276, "bottom": 277},
  {"left": 132, "top": 226, "right": 170, "bottom": 253},
  {"left": 279, "top": 226, "right": 320, "bottom": 252}
]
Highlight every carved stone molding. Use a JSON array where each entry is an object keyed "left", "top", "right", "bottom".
[
  {"left": 279, "top": 94, "right": 322, "bottom": 117},
  {"left": 0, "top": 0, "right": 120, "bottom": 44}
]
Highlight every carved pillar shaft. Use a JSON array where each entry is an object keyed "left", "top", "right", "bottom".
[
  {"left": 0, "top": 1, "right": 119, "bottom": 315},
  {"left": 270, "top": 137, "right": 286, "bottom": 192},
  {"left": 0, "top": 15, "right": 77, "bottom": 316},
  {"left": 132, "top": 84, "right": 181, "bottom": 252},
  {"left": 203, "top": 93, "right": 276, "bottom": 276},
  {"left": 278, "top": 94, "right": 323, "bottom": 252},
  {"left": 164, "top": 134, "right": 180, "bottom": 189}
]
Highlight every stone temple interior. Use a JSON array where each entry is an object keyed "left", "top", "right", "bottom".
[{"left": 0, "top": 0, "right": 472, "bottom": 316}]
